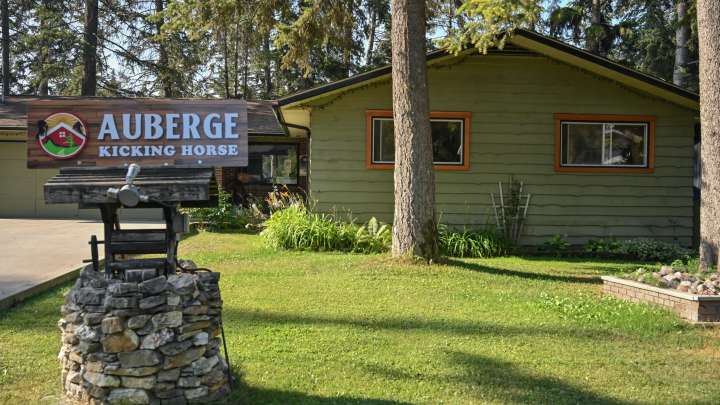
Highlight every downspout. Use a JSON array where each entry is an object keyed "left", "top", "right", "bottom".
[{"left": 271, "top": 101, "right": 311, "bottom": 198}]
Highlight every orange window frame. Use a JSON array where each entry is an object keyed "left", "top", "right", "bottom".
[
  {"left": 365, "top": 110, "right": 471, "bottom": 170},
  {"left": 554, "top": 113, "right": 656, "bottom": 174}
]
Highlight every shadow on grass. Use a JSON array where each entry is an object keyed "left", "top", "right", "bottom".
[
  {"left": 365, "top": 352, "right": 634, "bottom": 405},
  {"left": 449, "top": 351, "right": 634, "bottom": 405},
  {"left": 223, "top": 308, "right": 610, "bottom": 340},
  {"left": 217, "top": 369, "right": 411, "bottom": 405},
  {"left": 445, "top": 259, "right": 602, "bottom": 284}
]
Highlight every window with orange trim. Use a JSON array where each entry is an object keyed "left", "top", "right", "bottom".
[
  {"left": 554, "top": 113, "right": 655, "bottom": 173},
  {"left": 365, "top": 110, "right": 471, "bottom": 170}
]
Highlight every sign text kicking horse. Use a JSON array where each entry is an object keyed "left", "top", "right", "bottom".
[{"left": 27, "top": 98, "right": 248, "bottom": 168}]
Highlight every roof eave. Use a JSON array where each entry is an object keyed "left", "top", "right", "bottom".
[
  {"left": 511, "top": 30, "right": 699, "bottom": 110},
  {"left": 278, "top": 30, "right": 699, "bottom": 111},
  {"left": 278, "top": 49, "right": 475, "bottom": 109}
]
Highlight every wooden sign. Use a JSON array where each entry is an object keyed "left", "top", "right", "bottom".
[{"left": 27, "top": 98, "right": 248, "bottom": 169}]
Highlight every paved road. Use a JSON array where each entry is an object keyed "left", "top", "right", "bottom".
[{"left": 0, "top": 218, "right": 159, "bottom": 305}]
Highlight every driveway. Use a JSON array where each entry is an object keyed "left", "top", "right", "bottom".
[{"left": 0, "top": 218, "right": 159, "bottom": 306}]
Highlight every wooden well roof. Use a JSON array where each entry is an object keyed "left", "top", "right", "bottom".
[{"left": 45, "top": 167, "right": 217, "bottom": 207}]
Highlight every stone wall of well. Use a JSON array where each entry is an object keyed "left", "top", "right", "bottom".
[{"left": 58, "top": 266, "right": 229, "bottom": 404}]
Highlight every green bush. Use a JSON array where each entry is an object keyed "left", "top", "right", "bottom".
[
  {"left": 584, "top": 237, "right": 622, "bottom": 256},
  {"left": 261, "top": 204, "right": 391, "bottom": 253},
  {"left": 619, "top": 238, "right": 693, "bottom": 263},
  {"left": 541, "top": 234, "right": 570, "bottom": 257},
  {"left": 438, "top": 226, "right": 511, "bottom": 258},
  {"left": 183, "top": 190, "right": 247, "bottom": 231},
  {"left": 354, "top": 217, "right": 392, "bottom": 253}
]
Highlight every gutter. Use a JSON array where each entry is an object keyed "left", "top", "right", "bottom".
[{"left": 271, "top": 100, "right": 311, "bottom": 139}]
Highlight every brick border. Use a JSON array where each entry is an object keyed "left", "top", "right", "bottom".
[{"left": 602, "top": 276, "right": 720, "bottom": 322}]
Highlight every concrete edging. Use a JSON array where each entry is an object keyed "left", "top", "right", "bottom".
[
  {"left": 602, "top": 275, "right": 720, "bottom": 322},
  {"left": 0, "top": 263, "right": 86, "bottom": 311},
  {"left": 601, "top": 276, "right": 720, "bottom": 302}
]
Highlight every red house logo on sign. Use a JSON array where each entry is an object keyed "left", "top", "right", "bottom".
[{"left": 37, "top": 112, "right": 88, "bottom": 159}]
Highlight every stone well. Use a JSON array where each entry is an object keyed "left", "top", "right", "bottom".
[{"left": 58, "top": 265, "right": 230, "bottom": 404}]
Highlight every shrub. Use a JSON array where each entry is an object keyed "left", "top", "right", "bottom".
[
  {"left": 618, "top": 238, "right": 693, "bottom": 263},
  {"left": 261, "top": 203, "right": 391, "bottom": 253},
  {"left": 354, "top": 217, "right": 392, "bottom": 253},
  {"left": 541, "top": 234, "right": 570, "bottom": 257},
  {"left": 183, "top": 190, "right": 247, "bottom": 231},
  {"left": 584, "top": 237, "right": 622, "bottom": 256},
  {"left": 438, "top": 226, "right": 511, "bottom": 258}
]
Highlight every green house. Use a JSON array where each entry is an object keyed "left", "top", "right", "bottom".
[{"left": 276, "top": 30, "right": 699, "bottom": 246}]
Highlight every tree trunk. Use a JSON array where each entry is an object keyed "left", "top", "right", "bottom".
[
  {"left": 390, "top": 0, "right": 438, "bottom": 260},
  {"left": 233, "top": 22, "right": 239, "bottom": 98},
  {"left": 263, "top": 33, "right": 272, "bottom": 98},
  {"left": 242, "top": 26, "right": 249, "bottom": 99},
  {"left": 588, "top": 0, "right": 603, "bottom": 56},
  {"left": 223, "top": 30, "right": 230, "bottom": 99},
  {"left": 673, "top": 0, "right": 689, "bottom": 87},
  {"left": 343, "top": 0, "right": 354, "bottom": 77},
  {"left": 81, "top": 0, "right": 98, "bottom": 96},
  {"left": 37, "top": 0, "right": 50, "bottom": 96},
  {"left": 365, "top": 4, "right": 376, "bottom": 66},
  {"left": 154, "top": 0, "right": 172, "bottom": 97},
  {"left": 1, "top": 0, "right": 9, "bottom": 97},
  {"left": 697, "top": 0, "right": 720, "bottom": 271}
]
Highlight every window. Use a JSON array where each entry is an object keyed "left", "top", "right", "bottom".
[
  {"left": 239, "top": 143, "right": 298, "bottom": 184},
  {"left": 366, "top": 110, "right": 471, "bottom": 170},
  {"left": 554, "top": 114, "right": 655, "bottom": 173}
]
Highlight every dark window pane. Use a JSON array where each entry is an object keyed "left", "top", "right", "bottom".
[
  {"left": 380, "top": 119, "right": 395, "bottom": 162},
  {"left": 562, "top": 122, "right": 603, "bottom": 165},
  {"left": 240, "top": 144, "right": 298, "bottom": 184},
  {"left": 431, "top": 120, "right": 463, "bottom": 164},
  {"left": 560, "top": 121, "right": 647, "bottom": 167},
  {"left": 371, "top": 117, "right": 464, "bottom": 165},
  {"left": 373, "top": 119, "right": 382, "bottom": 162},
  {"left": 605, "top": 124, "right": 646, "bottom": 166}
]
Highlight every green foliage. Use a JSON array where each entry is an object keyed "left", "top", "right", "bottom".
[
  {"left": 539, "top": 292, "right": 685, "bottom": 336},
  {"left": 265, "top": 186, "right": 306, "bottom": 213},
  {"left": 439, "top": 0, "right": 543, "bottom": 55},
  {"left": 618, "top": 238, "right": 693, "bottom": 263},
  {"left": 438, "top": 226, "right": 511, "bottom": 258},
  {"left": 5, "top": 233, "right": 718, "bottom": 404},
  {"left": 583, "top": 237, "right": 622, "bottom": 256},
  {"left": 541, "top": 234, "right": 570, "bottom": 256},
  {"left": 183, "top": 189, "right": 247, "bottom": 231},
  {"left": 354, "top": 217, "right": 392, "bottom": 254},
  {"left": 261, "top": 203, "right": 390, "bottom": 253}
]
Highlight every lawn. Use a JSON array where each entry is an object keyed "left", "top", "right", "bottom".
[{"left": 1, "top": 232, "right": 720, "bottom": 404}]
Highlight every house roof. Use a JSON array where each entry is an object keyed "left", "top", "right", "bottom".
[
  {"left": 0, "top": 96, "right": 285, "bottom": 135},
  {"left": 278, "top": 29, "right": 699, "bottom": 110}
]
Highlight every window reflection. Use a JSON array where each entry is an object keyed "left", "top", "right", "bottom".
[{"left": 239, "top": 144, "right": 298, "bottom": 184}]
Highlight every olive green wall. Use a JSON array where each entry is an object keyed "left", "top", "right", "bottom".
[{"left": 304, "top": 53, "right": 697, "bottom": 245}]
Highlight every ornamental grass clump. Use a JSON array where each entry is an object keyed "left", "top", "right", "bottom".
[
  {"left": 261, "top": 203, "right": 391, "bottom": 253},
  {"left": 438, "top": 226, "right": 511, "bottom": 258}
]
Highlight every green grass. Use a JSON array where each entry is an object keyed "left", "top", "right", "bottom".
[
  {"left": 2, "top": 232, "right": 720, "bottom": 404},
  {"left": 42, "top": 139, "right": 79, "bottom": 156}
]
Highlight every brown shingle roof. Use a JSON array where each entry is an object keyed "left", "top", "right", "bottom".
[{"left": 0, "top": 96, "right": 285, "bottom": 135}]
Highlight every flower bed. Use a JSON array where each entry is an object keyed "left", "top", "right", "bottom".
[
  {"left": 602, "top": 275, "right": 720, "bottom": 322},
  {"left": 623, "top": 265, "right": 720, "bottom": 295}
]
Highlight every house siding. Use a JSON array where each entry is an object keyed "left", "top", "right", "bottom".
[{"left": 305, "top": 53, "right": 697, "bottom": 245}]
